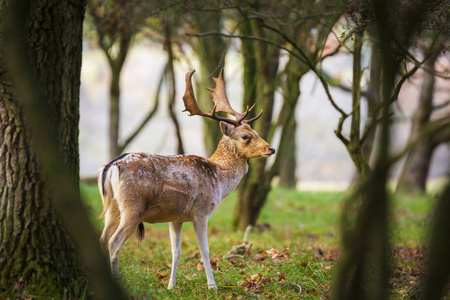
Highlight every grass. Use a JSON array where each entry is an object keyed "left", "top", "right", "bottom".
[{"left": 81, "top": 183, "right": 438, "bottom": 299}]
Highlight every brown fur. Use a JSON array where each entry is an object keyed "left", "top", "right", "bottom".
[{"left": 98, "top": 122, "right": 275, "bottom": 288}]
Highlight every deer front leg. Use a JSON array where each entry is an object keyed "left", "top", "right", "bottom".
[
  {"left": 193, "top": 217, "right": 217, "bottom": 290},
  {"left": 167, "top": 222, "right": 183, "bottom": 290}
]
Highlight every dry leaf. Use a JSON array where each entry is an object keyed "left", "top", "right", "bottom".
[
  {"left": 253, "top": 250, "right": 266, "bottom": 261},
  {"left": 266, "top": 247, "right": 289, "bottom": 261},
  {"left": 197, "top": 262, "right": 203, "bottom": 272},
  {"left": 157, "top": 270, "right": 168, "bottom": 282}
]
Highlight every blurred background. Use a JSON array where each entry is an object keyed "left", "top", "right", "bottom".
[{"left": 79, "top": 1, "right": 449, "bottom": 190}]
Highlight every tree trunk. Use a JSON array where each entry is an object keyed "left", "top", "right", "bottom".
[
  {"left": 278, "top": 59, "right": 307, "bottom": 188},
  {"left": 396, "top": 47, "right": 440, "bottom": 194},
  {"left": 346, "top": 29, "right": 371, "bottom": 177},
  {"left": 191, "top": 11, "right": 226, "bottom": 156},
  {"left": 278, "top": 122, "right": 297, "bottom": 188},
  {"left": 420, "top": 179, "right": 450, "bottom": 300},
  {"left": 233, "top": 18, "right": 280, "bottom": 231},
  {"left": 109, "top": 65, "right": 121, "bottom": 159},
  {"left": 165, "top": 23, "right": 184, "bottom": 154},
  {"left": 0, "top": 0, "right": 85, "bottom": 296},
  {"left": 240, "top": 18, "right": 257, "bottom": 112}
]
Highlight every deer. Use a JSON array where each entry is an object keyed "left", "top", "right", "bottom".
[{"left": 97, "top": 69, "right": 275, "bottom": 290}]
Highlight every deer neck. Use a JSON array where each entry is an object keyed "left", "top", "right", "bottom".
[{"left": 209, "top": 136, "right": 248, "bottom": 197}]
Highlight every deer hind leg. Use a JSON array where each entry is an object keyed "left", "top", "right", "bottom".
[
  {"left": 99, "top": 200, "right": 120, "bottom": 253},
  {"left": 108, "top": 210, "right": 143, "bottom": 278},
  {"left": 193, "top": 217, "right": 217, "bottom": 290},
  {"left": 167, "top": 222, "right": 183, "bottom": 290}
]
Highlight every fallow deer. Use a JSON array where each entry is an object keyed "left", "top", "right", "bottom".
[{"left": 98, "top": 69, "right": 275, "bottom": 290}]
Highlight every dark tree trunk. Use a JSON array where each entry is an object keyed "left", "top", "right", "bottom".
[
  {"left": 165, "top": 23, "right": 185, "bottom": 154},
  {"left": 344, "top": 29, "right": 371, "bottom": 177},
  {"left": 240, "top": 18, "right": 257, "bottom": 112},
  {"left": 396, "top": 48, "right": 440, "bottom": 194},
  {"left": 233, "top": 19, "right": 280, "bottom": 231},
  {"left": 278, "top": 59, "right": 307, "bottom": 188},
  {"left": 106, "top": 39, "right": 130, "bottom": 159},
  {"left": 278, "top": 122, "right": 297, "bottom": 188},
  {"left": 109, "top": 65, "right": 122, "bottom": 159},
  {"left": 0, "top": 0, "right": 85, "bottom": 296},
  {"left": 191, "top": 10, "right": 226, "bottom": 157},
  {"left": 420, "top": 179, "right": 450, "bottom": 300}
]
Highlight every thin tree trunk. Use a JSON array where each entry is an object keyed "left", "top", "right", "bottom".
[
  {"left": 363, "top": 40, "right": 382, "bottom": 163},
  {"left": 240, "top": 18, "right": 257, "bottom": 112},
  {"left": 347, "top": 29, "right": 371, "bottom": 176},
  {"left": 191, "top": 10, "right": 226, "bottom": 156},
  {"left": 278, "top": 122, "right": 297, "bottom": 188},
  {"left": 109, "top": 65, "right": 121, "bottom": 159},
  {"left": 165, "top": 23, "right": 184, "bottom": 154},
  {"left": 279, "top": 59, "right": 307, "bottom": 188},
  {"left": 117, "top": 65, "right": 164, "bottom": 154},
  {"left": 234, "top": 18, "right": 280, "bottom": 230},
  {"left": 396, "top": 47, "right": 440, "bottom": 193}
]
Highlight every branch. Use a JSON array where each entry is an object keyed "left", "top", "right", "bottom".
[
  {"left": 433, "top": 100, "right": 450, "bottom": 111},
  {"left": 360, "top": 112, "right": 394, "bottom": 146},
  {"left": 389, "top": 116, "right": 449, "bottom": 164},
  {"left": 256, "top": 17, "right": 348, "bottom": 117},
  {"left": 118, "top": 63, "right": 165, "bottom": 153},
  {"left": 186, "top": 31, "right": 308, "bottom": 65},
  {"left": 334, "top": 114, "right": 350, "bottom": 146},
  {"left": 361, "top": 61, "right": 423, "bottom": 143}
]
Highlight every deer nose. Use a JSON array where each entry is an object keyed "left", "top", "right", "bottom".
[{"left": 268, "top": 147, "right": 276, "bottom": 154}]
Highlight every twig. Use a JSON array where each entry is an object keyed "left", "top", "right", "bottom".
[
  {"left": 243, "top": 244, "right": 253, "bottom": 259},
  {"left": 282, "top": 282, "right": 302, "bottom": 295},
  {"left": 186, "top": 32, "right": 308, "bottom": 65}
]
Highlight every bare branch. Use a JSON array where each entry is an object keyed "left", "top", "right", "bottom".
[
  {"left": 118, "top": 64, "right": 166, "bottom": 153},
  {"left": 389, "top": 116, "right": 450, "bottom": 164},
  {"left": 186, "top": 31, "right": 308, "bottom": 65}
]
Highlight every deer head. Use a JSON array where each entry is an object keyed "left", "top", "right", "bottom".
[{"left": 182, "top": 69, "right": 275, "bottom": 159}]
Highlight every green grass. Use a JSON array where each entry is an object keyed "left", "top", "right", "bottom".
[{"left": 81, "top": 183, "right": 436, "bottom": 299}]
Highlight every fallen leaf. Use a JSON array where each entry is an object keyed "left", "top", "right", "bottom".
[
  {"left": 157, "top": 270, "right": 168, "bottom": 282},
  {"left": 197, "top": 262, "right": 203, "bottom": 272},
  {"left": 266, "top": 247, "right": 290, "bottom": 262},
  {"left": 253, "top": 250, "right": 266, "bottom": 261}
]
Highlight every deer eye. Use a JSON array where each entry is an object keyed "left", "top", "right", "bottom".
[{"left": 241, "top": 134, "right": 250, "bottom": 141}]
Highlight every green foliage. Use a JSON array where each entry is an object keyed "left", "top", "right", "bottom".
[{"left": 81, "top": 183, "right": 436, "bottom": 299}]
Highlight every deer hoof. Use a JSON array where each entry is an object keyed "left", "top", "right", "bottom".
[{"left": 208, "top": 284, "right": 218, "bottom": 290}]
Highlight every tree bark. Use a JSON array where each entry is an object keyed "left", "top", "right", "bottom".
[
  {"left": 278, "top": 122, "right": 297, "bottom": 188},
  {"left": 191, "top": 10, "right": 226, "bottom": 157},
  {"left": 240, "top": 18, "right": 258, "bottom": 112},
  {"left": 165, "top": 23, "right": 185, "bottom": 154},
  {"left": 0, "top": 0, "right": 84, "bottom": 296},
  {"left": 109, "top": 64, "right": 122, "bottom": 159},
  {"left": 396, "top": 47, "right": 440, "bottom": 194},
  {"left": 420, "top": 179, "right": 450, "bottom": 300},
  {"left": 278, "top": 58, "right": 307, "bottom": 188},
  {"left": 1, "top": 1, "right": 126, "bottom": 298},
  {"left": 104, "top": 39, "right": 130, "bottom": 159},
  {"left": 234, "top": 18, "right": 280, "bottom": 231},
  {"left": 346, "top": 29, "right": 371, "bottom": 177}
]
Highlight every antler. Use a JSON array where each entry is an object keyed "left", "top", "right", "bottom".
[{"left": 182, "top": 69, "right": 262, "bottom": 127}]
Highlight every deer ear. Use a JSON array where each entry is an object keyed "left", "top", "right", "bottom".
[{"left": 220, "top": 121, "right": 234, "bottom": 136}]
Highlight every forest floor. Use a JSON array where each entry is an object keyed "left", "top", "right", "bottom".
[{"left": 81, "top": 183, "right": 448, "bottom": 300}]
